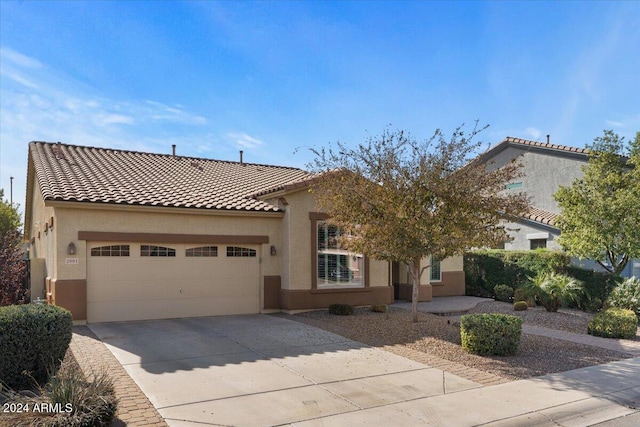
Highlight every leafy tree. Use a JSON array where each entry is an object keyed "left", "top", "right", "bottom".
[
  {"left": 554, "top": 130, "right": 640, "bottom": 276},
  {"left": 0, "top": 229, "right": 29, "bottom": 305},
  {"left": 0, "top": 189, "right": 21, "bottom": 236},
  {"left": 309, "top": 124, "right": 530, "bottom": 321},
  {"left": 0, "top": 190, "right": 28, "bottom": 305}
]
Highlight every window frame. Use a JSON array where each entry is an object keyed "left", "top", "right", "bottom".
[
  {"left": 430, "top": 256, "right": 442, "bottom": 282},
  {"left": 140, "top": 245, "right": 176, "bottom": 257},
  {"left": 226, "top": 246, "right": 257, "bottom": 257},
  {"left": 530, "top": 239, "right": 547, "bottom": 250},
  {"left": 90, "top": 244, "right": 130, "bottom": 257},
  {"left": 186, "top": 246, "right": 218, "bottom": 257},
  {"left": 310, "top": 213, "right": 368, "bottom": 290}
]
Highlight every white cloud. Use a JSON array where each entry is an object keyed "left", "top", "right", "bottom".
[
  {"left": 0, "top": 47, "right": 43, "bottom": 69},
  {"left": 100, "top": 114, "right": 135, "bottom": 125},
  {"left": 524, "top": 127, "right": 542, "bottom": 140},
  {"left": 226, "top": 132, "right": 264, "bottom": 149},
  {"left": 0, "top": 48, "right": 215, "bottom": 217}
]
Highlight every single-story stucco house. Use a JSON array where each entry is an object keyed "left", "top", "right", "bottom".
[{"left": 24, "top": 142, "right": 465, "bottom": 323}]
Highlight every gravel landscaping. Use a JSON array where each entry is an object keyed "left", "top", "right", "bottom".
[{"left": 288, "top": 301, "right": 638, "bottom": 381}]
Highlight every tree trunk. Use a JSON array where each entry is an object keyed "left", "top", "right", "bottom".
[{"left": 410, "top": 259, "right": 421, "bottom": 323}]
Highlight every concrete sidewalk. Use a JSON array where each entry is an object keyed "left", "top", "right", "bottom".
[{"left": 293, "top": 357, "right": 640, "bottom": 426}]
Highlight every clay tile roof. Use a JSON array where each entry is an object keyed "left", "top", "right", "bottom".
[
  {"left": 502, "top": 136, "right": 590, "bottom": 156},
  {"left": 521, "top": 206, "right": 559, "bottom": 227},
  {"left": 29, "top": 142, "right": 312, "bottom": 212}
]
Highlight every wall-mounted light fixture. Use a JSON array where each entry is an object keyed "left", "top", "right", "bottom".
[
  {"left": 270, "top": 245, "right": 277, "bottom": 256},
  {"left": 67, "top": 242, "right": 76, "bottom": 255}
]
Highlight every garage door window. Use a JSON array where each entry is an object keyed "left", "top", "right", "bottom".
[
  {"left": 141, "top": 245, "right": 176, "bottom": 257},
  {"left": 91, "top": 245, "right": 130, "bottom": 256},
  {"left": 227, "top": 246, "right": 256, "bottom": 257},
  {"left": 186, "top": 246, "right": 218, "bottom": 257}
]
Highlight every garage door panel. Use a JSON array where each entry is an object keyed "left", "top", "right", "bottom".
[{"left": 87, "top": 242, "right": 261, "bottom": 322}]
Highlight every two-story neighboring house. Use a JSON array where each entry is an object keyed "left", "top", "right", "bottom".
[{"left": 478, "top": 136, "right": 639, "bottom": 278}]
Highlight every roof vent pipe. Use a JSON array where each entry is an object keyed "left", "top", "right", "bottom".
[
  {"left": 546, "top": 135, "right": 550, "bottom": 144},
  {"left": 172, "top": 144, "right": 176, "bottom": 156},
  {"left": 240, "top": 150, "right": 244, "bottom": 165}
]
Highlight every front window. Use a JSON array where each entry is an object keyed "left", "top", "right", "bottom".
[{"left": 316, "top": 221, "right": 364, "bottom": 288}]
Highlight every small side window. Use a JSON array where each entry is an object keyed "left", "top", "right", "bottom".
[
  {"left": 227, "top": 246, "right": 256, "bottom": 257},
  {"left": 430, "top": 257, "right": 441, "bottom": 282}
]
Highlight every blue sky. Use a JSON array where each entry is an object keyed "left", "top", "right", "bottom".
[{"left": 1, "top": 1, "right": 639, "bottom": 216}]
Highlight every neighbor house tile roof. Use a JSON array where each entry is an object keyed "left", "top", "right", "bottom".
[
  {"left": 521, "top": 206, "right": 558, "bottom": 227},
  {"left": 29, "top": 142, "right": 313, "bottom": 212},
  {"left": 501, "top": 136, "right": 590, "bottom": 155}
]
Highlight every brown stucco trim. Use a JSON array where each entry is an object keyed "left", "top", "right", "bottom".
[
  {"left": 431, "top": 271, "right": 465, "bottom": 297},
  {"left": 279, "top": 286, "right": 393, "bottom": 310},
  {"left": 309, "top": 212, "right": 330, "bottom": 221},
  {"left": 263, "top": 276, "right": 281, "bottom": 309},
  {"left": 396, "top": 284, "right": 433, "bottom": 302},
  {"left": 78, "top": 231, "right": 269, "bottom": 244},
  {"left": 48, "top": 279, "right": 87, "bottom": 321}
]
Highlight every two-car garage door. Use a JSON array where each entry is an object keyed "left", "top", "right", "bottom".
[{"left": 86, "top": 242, "right": 260, "bottom": 323}]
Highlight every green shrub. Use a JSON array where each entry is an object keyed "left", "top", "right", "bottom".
[
  {"left": 513, "top": 301, "right": 529, "bottom": 311},
  {"left": 493, "top": 284, "right": 514, "bottom": 302},
  {"left": 588, "top": 308, "right": 638, "bottom": 339},
  {"left": 565, "top": 266, "right": 622, "bottom": 311},
  {"left": 370, "top": 304, "right": 388, "bottom": 313},
  {"left": 328, "top": 303, "right": 354, "bottom": 315},
  {"left": 518, "top": 272, "right": 583, "bottom": 312},
  {"left": 513, "top": 288, "right": 536, "bottom": 307},
  {"left": 464, "top": 250, "right": 570, "bottom": 297},
  {"left": 460, "top": 313, "right": 522, "bottom": 356},
  {"left": 0, "top": 304, "right": 72, "bottom": 389},
  {"left": 0, "top": 364, "right": 118, "bottom": 427},
  {"left": 607, "top": 277, "right": 640, "bottom": 318}
]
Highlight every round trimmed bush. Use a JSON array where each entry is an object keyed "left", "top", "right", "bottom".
[
  {"left": 513, "top": 301, "right": 529, "bottom": 311},
  {"left": 493, "top": 284, "right": 514, "bottom": 302},
  {"left": 460, "top": 313, "right": 522, "bottom": 356},
  {"left": 588, "top": 308, "right": 638, "bottom": 339},
  {"left": 0, "top": 304, "right": 72, "bottom": 389},
  {"left": 370, "top": 304, "right": 388, "bottom": 313},
  {"left": 328, "top": 303, "right": 354, "bottom": 315}
]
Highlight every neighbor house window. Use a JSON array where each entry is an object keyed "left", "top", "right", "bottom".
[
  {"left": 186, "top": 246, "right": 218, "bottom": 257},
  {"left": 91, "top": 245, "right": 130, "bottom": 257},
  {"left": 505, "top": 182, "right": 523, "bottom": 190},
  {"left": 530, "top": 239, "right": 547, "bottom": 250},
  {"left": 316, "top": 221, "right": 364, "bottom": 288},
  {"left": 227, "top": 246, "right": 256, "bottom": 257},
  {"left": 141, "top": 245, "right": 176, "bottom": 257},
  {"left": 430, "top": 257, "right": 441, "bottom": 282}
]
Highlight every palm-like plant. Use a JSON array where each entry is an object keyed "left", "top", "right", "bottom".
[{"left": 520, "top": 272, "right": 584, "bottom": 312}]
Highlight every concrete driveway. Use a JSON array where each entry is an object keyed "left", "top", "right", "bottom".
[{"left": 89, "top": 315, "right": 478, "bottom": 426}]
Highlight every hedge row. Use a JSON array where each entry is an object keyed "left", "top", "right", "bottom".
[
  {"left": 464, "top": 250, "right": 622, "bottom": 310},
  {"left": 0, "top": 304, "right": 72, "bottom": 389}
]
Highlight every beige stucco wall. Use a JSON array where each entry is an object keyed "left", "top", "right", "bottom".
[
  {"left": 278, "top": 188, "right": 390, "bottom": 290},
  {"left": 396, "top": 255, "right": 464, "bottom": 285},
  {"left": 52, "top": 205, "right": 283, "bottom": 281},
  {"left": 28, "top": 180, "right": 56, "bottom": 280},
  {"left": 279, "top": 189, "right": 316, "bottom": 290}
]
